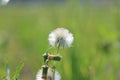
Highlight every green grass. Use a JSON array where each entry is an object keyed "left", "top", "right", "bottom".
[{"left": 0, "top": 2, "right": 120, "bottom": 80}]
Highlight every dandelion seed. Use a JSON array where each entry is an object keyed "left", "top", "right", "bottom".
[{"left": 48, "top": 28, "right": 74, "bottom": 48}]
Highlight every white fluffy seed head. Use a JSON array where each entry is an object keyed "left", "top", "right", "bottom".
[
  {"left": 0, "top": 0, "right": 10, "bottom": 5},
  {"left": 36, "top": 68, "right": 61, "bottom": 80},
  {"left": 48, "top": 28, "right": 74, "bottom": 48}
]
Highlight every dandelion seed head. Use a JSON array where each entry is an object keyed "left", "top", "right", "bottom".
[
  {"left": 0, "top": 0, "right": 10, "bottom": 5},
  {"left": 48, "top": 28, "right": 74, "bottom": 48},
  {"left": 36, "top": 68, "right": 61, "bottom": 80}
]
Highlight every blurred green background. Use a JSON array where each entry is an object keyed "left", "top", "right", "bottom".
[{"left": 0, "top": 0, "right": 120, "bottom": 80}]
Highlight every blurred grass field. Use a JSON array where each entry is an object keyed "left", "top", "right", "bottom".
[{"left": 0, "top": 2, "right": 120, "bottom": 80}]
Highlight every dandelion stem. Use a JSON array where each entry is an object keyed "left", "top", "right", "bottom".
[
  {"left": 6, "top": 64, "right": 10, "bottom": 80},
  {"left": 56, "top": 41, "right": 61, "bottom": 54},
  {"left": 45, "top": 47, "right": 53, "bottom": 53},
  {"left": 52, "top": 66, "right": 55, "bottom": 80},
  {"left": 57, "top": 47, "right": 59, "bottom": 54}
]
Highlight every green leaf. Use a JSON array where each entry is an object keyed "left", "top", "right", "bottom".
[{"left": 12, "top": 60, "right": 24, "bottom": 80}]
